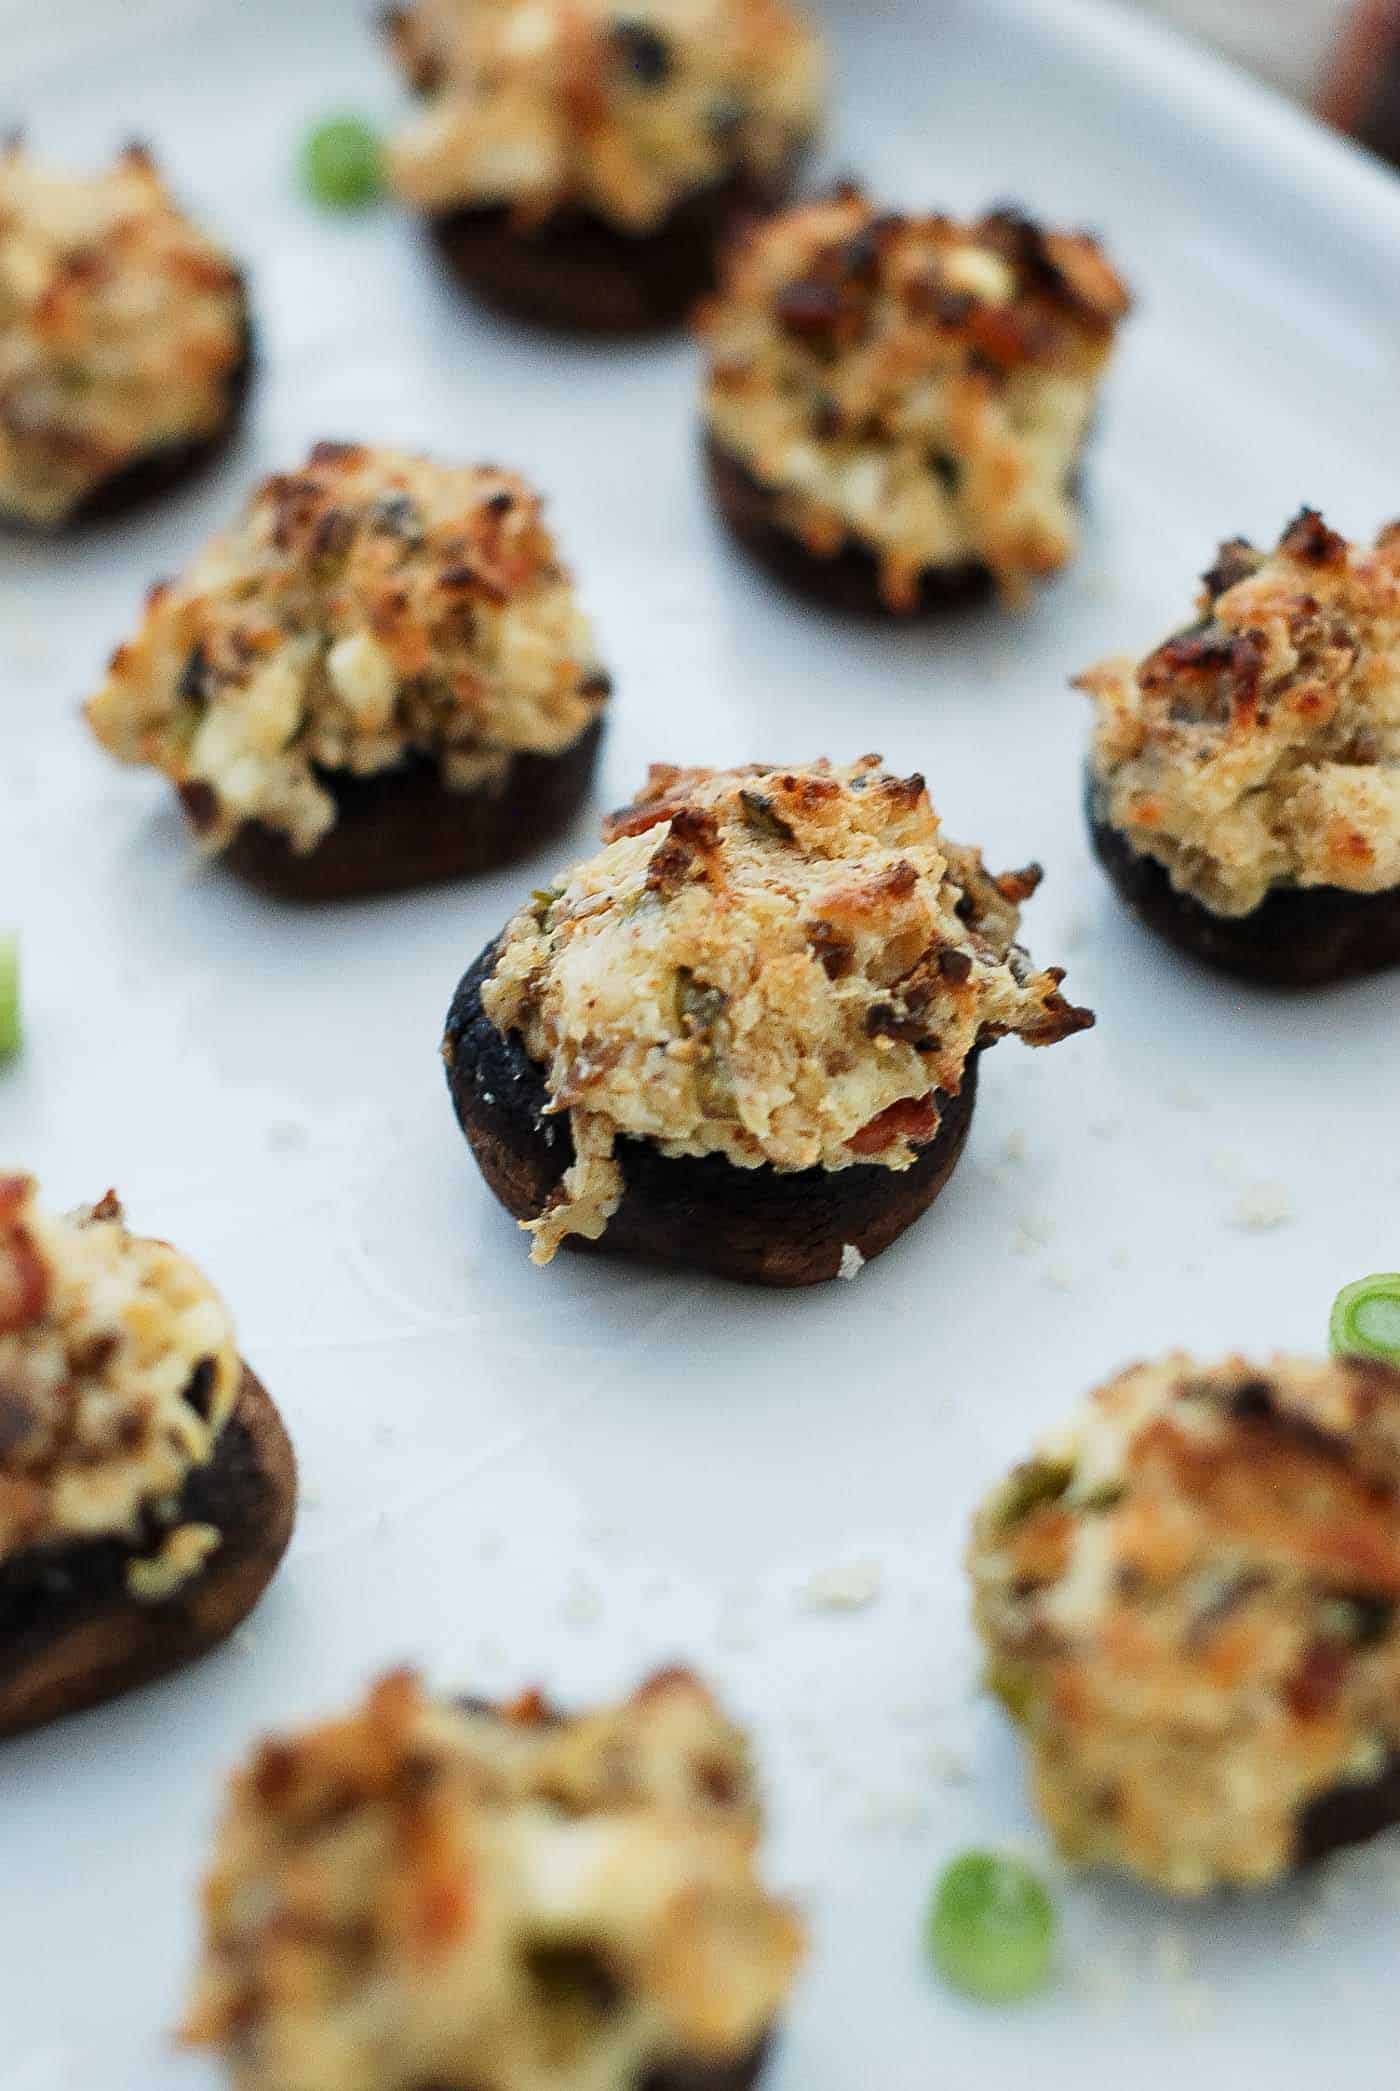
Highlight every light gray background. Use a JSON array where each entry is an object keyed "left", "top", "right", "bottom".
[{"left": 2, "top": 3, "right": 1399, "bottom": 2087}]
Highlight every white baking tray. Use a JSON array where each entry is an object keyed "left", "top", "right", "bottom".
[{"left": 3, "top": 1, "right": 1400, "bottom": 2084}]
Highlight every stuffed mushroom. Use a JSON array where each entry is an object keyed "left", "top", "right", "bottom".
[
  {"left": 183, "top": 1664, "right": 802, "bottom": 2091},
  {"left": 0, "top": 140, "right": 250, "bottom": 531},
  {"left": 970, "top": 1352, "right": 1400, "bottom": 1894},
  {"left": 384, "top": 0, "right": 825, "bottom": 334},
  {"left": 0, "top": 1175, "right": 294, "bottom": 1737},
  {"left": 699, "top": 184, "right": 1131, "bottom": 614},
  {"left": 443, "top": 756, "right": 1092, "bottom": 1284},
  {"left": 1079, "top": 509, "right": 1400, "bottom": 986},
  {"left": 86, "top": 442, "right": 610, "bottom": 901}
]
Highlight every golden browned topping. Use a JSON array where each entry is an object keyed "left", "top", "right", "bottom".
[
  {"left": 386, "top": 0, "right": 824, "bottom": 233},
  {"left": 86, "top": 443, "right": 609, "bottom": 855},
  {"left": 700, "top": 186, "right": 1131, "bottom": 608},
  {"left": 0, "top": 141, "right": 245, "bottom": 527},
  {"left": 970, "top": 1353, "right": 1400, "bottom": 1894},
  {"left": 482, "top": 756, "right": 1091, "bottom": 1261},
  {"left": 1080, "top": 511, "right": 1400, "bottom": 915},
  {"left": 184, "top": 1665, "right": 802, "bottom": 2091},
  {"left": 0, "top": 1176, "right": 240, "bottom": 1582}
]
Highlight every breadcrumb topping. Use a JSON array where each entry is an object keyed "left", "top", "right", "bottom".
[
  {"left": 482, "top": 756, "right": 1092, "bottom": 1262},
  {"left": 86, "top": 443, "right": 609, "bottom": 855},
  {"left": 385, "top": 0, "right": 824, "bottom": 233},
  {"left": 184, "top": 1666, "right": 802, "bottom": 2091},
  {"left": 0, "top": 1176, "right": 240, "bottom": 1575},
  {"left": 1080, "top": 510, "right": 1400, "bottom": 915},
  {"left": 0, "top": 142, "right": 245, "bottom": 527},
  {"left": 970, "top": 1353, "right": 1400, "bottom": 1894},
  {"left": 700, "top": 186, "right": 1130, "bottom": 608}
]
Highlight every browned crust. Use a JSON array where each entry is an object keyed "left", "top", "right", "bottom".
[
  {"left": 0, "top": 1364, "right": 296, "bottom": 1739},
  {"left": 442, "top": 938, "right": 979, "bottom": 1286},
  {"left": 181, "top": 717, "right": 604, "bottom": 904},
  {"left": 704, "top": 433, "right": 994, "bottom": 617},
  {"left": 426, "top": 160, "right": 807, "bottom": 336},
  {"left": 0, "top": 292, "right": 254, "bottom": 536},
  {"left": 1085, "top": 767, "right": 1400, "bottom": 988}
]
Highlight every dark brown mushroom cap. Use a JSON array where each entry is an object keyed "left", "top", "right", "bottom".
[
  {"left": 1086, "top": 764, "right": 1400, "bottom": 987},
  {"left": 443, "top": 937, "right": 981, "bottom": 1286},
  {"left": 0, "top": 1365, "right": 296, "bottom": 1739},
  {"left": 705, "top": 433, "right": 994, "bottom": 617},
  {"left": 427, "top": 161, "right": 807, "bottom": 336},
  {"left": 179, "top": 719, "right": 604, "bottom": 903},
  {"left": 0, "top": 299, "right": 253, "bottom": 535}
]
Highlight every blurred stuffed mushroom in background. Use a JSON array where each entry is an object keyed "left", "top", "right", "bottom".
[
  {"left": 85, "top": 442, "right": 611, "bottom": 902},
  {"left": 0, "top": 1175, "right": 294, "bottom": 1738},
  {"left": 1079, "top": 509, "right": 1400, "bottom": 986},
  {"left": 0, "top": 140, "right": 251, "bottom": 531},
  {"left": 383, "top": 0, "right": 826, "bottom": 333},
  {"left": 698, "top": 184, "right": 1131, "bottom": 615},
  {"left": 971, "top": 1351, "right": 1400, "bottom": 1894}
]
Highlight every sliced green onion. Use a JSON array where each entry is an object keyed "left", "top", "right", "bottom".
[
  {"left": 301, "top": 116, "right": 383, "bottom": 209},
  {"left": 0, "top": 934, "right": 19, "bottom": 1059},
  {"left": 928, "top": 1850, "right": 1056, "bottom": 2004},
  {"left": 1331, "top": 1275, "right": 1400, "bottom": 1366}
]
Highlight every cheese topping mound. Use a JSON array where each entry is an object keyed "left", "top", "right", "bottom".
[
  {"left": 1080, "top": 510, "right": 1400, "bottom": 915},
  {"left": 86, "top": 443, "right": 609, "bottom": 856},
  {"left": 0, "top": 1176, "right": 240, "bottom": 1577},
  {"left": 483, "top": 757, "right": 1092, "bottom": 1262},
  {"left": 700, "top": 187, "right": 1130, "bottom": 608},
  {"left": 184, "top": 1666, "right": 802, "bottom": 2091},
  {"left": 0, "top": 142, "right": 246, "bottom": 527},
  {"left": 386, "top": 0, "right": 825, "bottom": 234},
  {"left": 970, "top": 1353, "right": 1400, "bottom": 1895}
]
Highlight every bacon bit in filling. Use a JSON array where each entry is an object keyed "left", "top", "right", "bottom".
[
  {"left": 699, "top": 186, "right": 1131, "bottom": 608},
  {"left": 386, "top": 0, "right": 825, "bottom": 234},
  {"left": 1080, "top": 510, "right": 1400, "bottom": 915},
  {"left": 0, "top": 1176, "right": 240, "bottom": 1580},
  {"left": 483, "top": 756, "right": 1091, "bottom": 1262},
  {"left": 183, "top": 1666, "right": 803, "bottom": 2091},
  {"left": 970, "top": 1353, "right": 1400, "bottom": 1894},
  {"left": 0, "top": 142, "right": 246, "bottom": 527},
  {"left": 85, "top": 444, "right": 609, "bottom": 855},
  {"left": 848, "top": 1094, "right": 941, "bottom": 1156}
]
